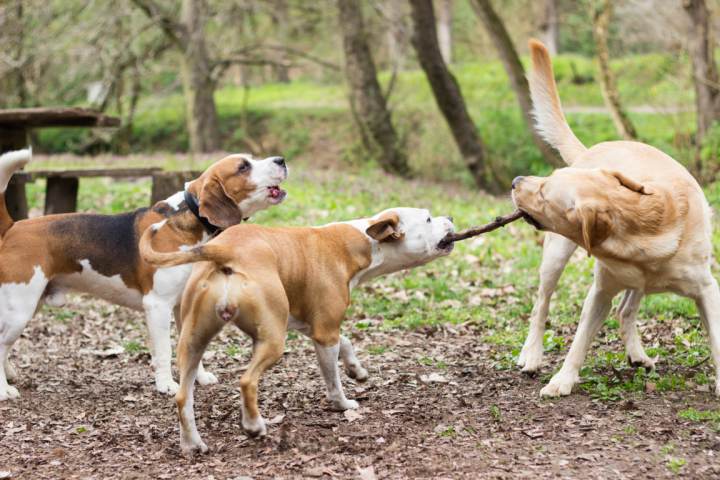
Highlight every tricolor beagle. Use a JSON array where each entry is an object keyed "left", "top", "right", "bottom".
[
  {"left": 0, "top": 150, "right": 287, "bottom": 401},
  {"left": 139, "top": 207, "right": 455, "bottom": 454}
]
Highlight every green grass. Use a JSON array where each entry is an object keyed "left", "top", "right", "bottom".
[
  {"left": 23, "top": 152, "right": 720, "bottom": 403},
  {"left": 36, "top": 52, "right": 698, "bottom": 186}
]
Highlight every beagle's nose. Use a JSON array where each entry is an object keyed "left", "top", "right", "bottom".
[
  {"left": 512, "top": 176, "right": 525, "bottom": 189},
  {"left": 446, "top": 216, "right": 454, "bottom": 223},
  {"left": 273, "top": 157, "right": 286, "bottom": 167}
]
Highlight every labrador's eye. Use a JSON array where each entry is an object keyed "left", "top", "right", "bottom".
[
  {"left": 238, "top": 161, "right": 251, "bottom": 173},
  {"left": 426, "top": 217, "right": 431, "bottom": 223}
]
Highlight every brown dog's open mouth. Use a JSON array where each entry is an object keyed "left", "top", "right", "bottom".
[
  {"left": 520, "top": 210, "right": 543, "bottom": 230},
  {"left": 267, "top": 186, "right": 287, "bottom": 204}
]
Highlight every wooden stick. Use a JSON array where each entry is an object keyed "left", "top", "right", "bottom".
[{"left": 439, "top": 210, "right": 525, "bottom": 246}]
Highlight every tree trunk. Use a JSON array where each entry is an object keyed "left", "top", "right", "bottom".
[
  {"left": 337, "top": 0, "right": 409, "bottom": 176},
  {"left": 270, "top": 0, "right": 291, "bottom": 83},
  {"left": 436, "top": 0, "right": 453, "bottom": 64},
  {"left": 683, "top": 0, "right": 720, "bottom": 146},
  {"left": 408, "top": 0, "right": 497, "bottom": 192},
  {"left": 180, "top": 0, "right": 221, "bottom": 153},
  {"left": 470, "top": 0, "right": 563, "bottom": 167},
  {"left": 385, "top": 0, "right": 407, "bottom": 71},
  {"left": 592, "top": 0, "right": 637, "bottom": 140},
  {"left": 538, "top": 0, "right": 559, "bottom": 55}
]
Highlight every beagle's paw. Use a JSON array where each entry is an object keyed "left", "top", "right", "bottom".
[
  {"left": 330, "top": 398, "right": 359, "bottom": 411},
  {"left": 242, "top": 415, "right": 267, "bottom": 438},
  {"left": 196, "top": 369, "right": 219, "bottom": 386},
  {"left": 0, "top": 385, "right": 20, "bottom": 401},
  {"left": 156, "top": 377, "right": 180, "bottom": 396},
  {"left": 180, "top": 438, "right": 209, "bottom": 456}
]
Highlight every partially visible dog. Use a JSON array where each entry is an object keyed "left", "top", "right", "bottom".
[
  {"left": 139, "top": 208, "right": 455, "bottom": 453},
  {"left": 0, "top": 151, "right": 287, "bottom": 401},
  {"left": 512, "top": 40, "right": 720, "bottom": 397}
]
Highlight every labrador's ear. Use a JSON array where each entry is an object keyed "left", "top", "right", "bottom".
[
  {"left": 366, "top": 212, "right": 403, "bottom": 242},
  {"left": 577, "top": 205, "right": 611, "bottom": 256},
  {"left": 603, "top": 170, "right": 651, "bottom": 195},
  {"left": 198, "top": 175, "right": 244, "bottom": 229}
]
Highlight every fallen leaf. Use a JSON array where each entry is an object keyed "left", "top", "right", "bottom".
[
  {"left": 357, "top": 465, "right": 377, "bottom": 480},
  {"left": 344, "top": 409, "right": 363, "bottom": 423},
  {"left": 420, "top": 373, "right": 449, "bottom": 384},
  {"left": 268, "top": 414, "right": 285, "bottom": 425}
]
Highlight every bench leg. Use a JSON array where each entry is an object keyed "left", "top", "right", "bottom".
[
  {"left": 45, "top": 177, "right": 79, "bottom": 215},
  {"left": 6, "top": 177, "right": 28, "bottom": 220},
  {"left": 151, "top": 172, "right": 195, "bottom": 205}
]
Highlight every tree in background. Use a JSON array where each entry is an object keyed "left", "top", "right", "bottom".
[
  {"left": 470, "top": 0, "right": 563, "bottom": 167},
  {"left": 436, "top": 0, "right": 453, "bottom": 64},
  {"left": 538, "top": 0, "right": 559, "bottom": 54},
  {"left": 408, "top": 0, "right": 498, "bottom": 192},
  {"left": 683, "top": 0, "right": 720, "bottom": 175},
  {"left": 591, "top": 0, "right": 637, "bottom": 140},
  {"left": 337, "top": 0, "right": 409, "bottom": 176},
  {"left": 132, "top": 0, "right": 221, "bottom": 153}
]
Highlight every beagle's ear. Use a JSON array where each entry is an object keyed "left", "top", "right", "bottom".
[
  {"left": 577, "top": 205, "right": 610, "bottom": 256},
  {"left": 603, "top": 170, "right": 651, "bottom": 195},
  {"left": 366, "top": 212, "right": 403, "bottom": 242},
  {"left": 198, "top": 175, "right": 245, "bottom": 229}
]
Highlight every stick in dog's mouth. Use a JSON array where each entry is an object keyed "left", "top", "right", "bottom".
[{"left": 438, "top": 210, "right": 525, "bottom": 248}]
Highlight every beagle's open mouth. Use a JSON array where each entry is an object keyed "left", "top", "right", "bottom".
[
  {"left": 520, "top": 210, "right": 544, "bottom": 230},
  {"left": 267, "top": 185, "right": 287, "bottom": 204}
]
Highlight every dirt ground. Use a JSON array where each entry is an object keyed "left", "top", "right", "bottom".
[{"left": 2, "top": 295, "right": 720, "bottom": 479}]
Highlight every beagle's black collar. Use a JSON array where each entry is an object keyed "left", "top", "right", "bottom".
[{"left": 184, "top": 190, "right": 222, "bottom": 237}]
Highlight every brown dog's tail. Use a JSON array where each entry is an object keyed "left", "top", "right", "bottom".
[
  {"left": 0, "top": 148, "right": 31, "bottom": 237},
  {"left": 139, "top": 221, "right": 231, "bottom": 268},
  {"left": 528, "top": 39, "right": 587, "bottom": 164}
]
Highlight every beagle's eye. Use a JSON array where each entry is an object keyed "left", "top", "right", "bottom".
[
  {"left": 238, "top": 161, "right": 251, "bottom": 173},
  {"left": 426, "top": 217, "right": 431, "bottom": 223}
]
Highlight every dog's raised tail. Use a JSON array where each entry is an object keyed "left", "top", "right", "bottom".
[
  {"left": 528, "top": 39, "right": 587, "bottom": 164},
  {"left": 0, "top": 148, "right": 31, "bottom": 236},
  {"left": 139, "top": 221, "right": 231, "bottom": 268}
]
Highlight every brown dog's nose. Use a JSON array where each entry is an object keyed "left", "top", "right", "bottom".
[
  {"left": 273, "top": 157, "right": 286, "bottom": 167},
  {"left": 512, "top": 176, "right": 525, "bottom": 189}
]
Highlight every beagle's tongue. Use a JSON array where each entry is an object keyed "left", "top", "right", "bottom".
[{"left": 268, "top": 186, "right": 283, "bottom": 198}]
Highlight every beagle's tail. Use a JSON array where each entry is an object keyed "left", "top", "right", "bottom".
[
  {"left": 528, "top": 39, "right": 587, "bottom": 164},
  {"left": 0, "top": 148, "right": 31, "bottom": 236},
  {"left": 139, "top": 221, "right": 231, "bottom": 268}
]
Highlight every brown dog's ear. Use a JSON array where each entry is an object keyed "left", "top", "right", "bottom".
[
  {"left": 577, "top": 205, "right": 610, "bottom": 256},
  {"left": 603, "top": 170, "right": 651, "bottom": 195},
  {"left": 366, "top": 212, "right": 403, "bottom": 242},
  {"left": 198, "top": 175, "right": 244, "bottom": 229}
]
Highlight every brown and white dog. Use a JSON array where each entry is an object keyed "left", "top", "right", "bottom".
[
  {"left": 512, "top": 40, "right": 720, "bottom": 397},
  {"left": 0, "top": 150, "right": 287, "bottom": 401},
  {"left": 139, "top": 208, "right": 455, "bottom": 453}
]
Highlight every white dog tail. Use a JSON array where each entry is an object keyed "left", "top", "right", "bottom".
[
  {"left": 528, "top": 39, "right": 587, "bottom": 164},
  {"left": 0, "top": 148, "right": 31, "bottom": 236}
]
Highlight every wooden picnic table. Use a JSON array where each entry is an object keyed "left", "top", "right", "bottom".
[{"left": 0, "top": 107, "right": 197, "bottom": 218}]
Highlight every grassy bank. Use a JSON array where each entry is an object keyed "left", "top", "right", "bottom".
[{"left": 36, "top": 52, "right": 697, "bottom": 186}]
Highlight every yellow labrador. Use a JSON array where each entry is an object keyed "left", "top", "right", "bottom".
[{"left": 512, "top": 40, "right": 720, "bottom": 397}]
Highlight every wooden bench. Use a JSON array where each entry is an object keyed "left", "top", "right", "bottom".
[{"left": 8, "top": 168, "right": 202, "bottom": 219}]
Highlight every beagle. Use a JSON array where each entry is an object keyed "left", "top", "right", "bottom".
[
  {"left": 139, "top": 207, "right": 455, "bottom": 454},
  {"left": 0, "top": 150, "right": 287, "bottom": 401},
  {"left": 512, "top": 40, "right": 720, "bottom": 397}
]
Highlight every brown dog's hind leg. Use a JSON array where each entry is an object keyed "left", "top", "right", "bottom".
[
  {"left": 175, "top": 311, "right": 224, "bottom": 455},
  {"left": 239, "top": 332, "right": 286, "bottom": 437}
]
